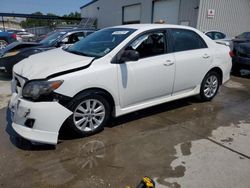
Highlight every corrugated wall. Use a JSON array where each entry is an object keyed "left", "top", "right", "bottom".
[
  {"left": 197, "top": 0, "right": 250, "bottom": 37},
  {"left": 178, "top": 0, "right": 200, "bottom": 27}
]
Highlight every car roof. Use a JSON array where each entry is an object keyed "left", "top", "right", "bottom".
[
  {"left": 111, "top": 24, "right": 195, "bottom": 31},
  {"left": 204, "top": 30, "right": 226, "bottom": 34}
]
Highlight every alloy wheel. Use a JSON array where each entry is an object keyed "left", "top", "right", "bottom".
[
  {"left": 73, "top": 99, "right": 106, "bottom": 132},
  {"left": 203, "top": 75, "right": 218, "bottom": 98}
]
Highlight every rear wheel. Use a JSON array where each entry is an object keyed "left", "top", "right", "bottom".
[
  {"left": 0, "top": 40, "right": 8, "bottom": 50},
  {"left": 67, "top": 93, "right": 110, "bottom": 137},
  {"left": 199, "top": 71, "right": 220, "bottom": 101}
]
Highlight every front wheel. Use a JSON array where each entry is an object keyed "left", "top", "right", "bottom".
[
  {"left": 199, "top": 71, "right": 220, "bottom": 101},
  {"left": 67, "top": 93, "right": 110, "bottom": 137}
]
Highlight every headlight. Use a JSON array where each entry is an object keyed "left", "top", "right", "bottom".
[
  {"left": 22, "top": 80, "right": 63, "bottom": 100},
  {"left": 2, "top": 51, "right": 20, "bottom": 58}
]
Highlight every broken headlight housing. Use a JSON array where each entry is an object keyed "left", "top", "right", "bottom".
[{"left": 22, "top": 80, "right": 63, "bottom": 101}]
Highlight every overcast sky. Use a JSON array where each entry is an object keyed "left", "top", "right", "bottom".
[{"left": 0, "top": 0, "right": 92, "bottom": 15}]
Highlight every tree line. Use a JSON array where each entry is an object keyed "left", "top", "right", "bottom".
[{"left": 21, "top": 12, "right": 81, "bottom": 28}]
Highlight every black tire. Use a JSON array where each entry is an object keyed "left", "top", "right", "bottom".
[
  {"left": 66, "top": 92, "right": 110, "bottom": 137},
  {"left": 199, "top": 71, "right": 220, "bottom": 102}
]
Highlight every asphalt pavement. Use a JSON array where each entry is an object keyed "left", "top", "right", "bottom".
[{"left": 0, "top": 73, "right": 249, "bottom": 188}]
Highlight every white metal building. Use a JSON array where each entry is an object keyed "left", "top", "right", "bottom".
[{"left": 80, "top": 0, "right": 250, "bottom": 37}]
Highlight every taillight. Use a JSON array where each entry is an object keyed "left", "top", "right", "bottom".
[
  {"left": 229, "top": 51, "right": 235, "bottom": 57},
  {"left": 11, "top": 34, "right": 17, "bottom": 39}
]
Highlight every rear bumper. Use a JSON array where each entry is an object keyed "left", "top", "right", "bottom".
[{"left": 9, "top": 93, "right": 72, "bottom": 145}]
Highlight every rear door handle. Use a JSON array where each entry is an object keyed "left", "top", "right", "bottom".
[
  {"left": 202, "top": 54, "right": 210, "bottom": 59},
  {"left": 163, "top": 60, "right": 174, "bottom": 66}
]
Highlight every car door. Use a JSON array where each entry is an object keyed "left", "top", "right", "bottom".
[
  {"left": 170, "top": 29, "right": 212, "bottom": 95},
  {"left": 117, "top": 30, "right": 175, "bottom": 108}
]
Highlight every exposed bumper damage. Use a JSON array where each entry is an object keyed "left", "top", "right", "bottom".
[{"left": 9, "top": 93, "right": 72, "bottom": 145}]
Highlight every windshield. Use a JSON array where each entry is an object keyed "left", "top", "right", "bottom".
[
  {"left": 66, "top": 28, "right": 136, "bottom": 58},
  {"left": 39, "top": 31, "right": 66, "bottom": 46}
]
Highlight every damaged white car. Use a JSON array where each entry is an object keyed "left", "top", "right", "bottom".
[{"left": 9, "top": 24, "right": 232, "bottom": 145}]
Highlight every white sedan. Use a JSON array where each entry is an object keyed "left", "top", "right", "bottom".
[{"left": 10, "top": 24, "right": 232, "bottom": 144}]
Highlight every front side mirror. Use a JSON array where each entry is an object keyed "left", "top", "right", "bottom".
[{"left": 120, "top": 50, "right": 140, "bottom": 63}]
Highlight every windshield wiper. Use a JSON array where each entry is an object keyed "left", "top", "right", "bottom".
[
  {"left": 66, "top": 49, "right": 98, "bottom": 58},
  {"left": 68, "top": 50, "right": 85, "bottom": 56}
]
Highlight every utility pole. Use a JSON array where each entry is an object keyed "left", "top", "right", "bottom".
[{"left": 1, "top": 16, "right": 5, "bottom": 31}]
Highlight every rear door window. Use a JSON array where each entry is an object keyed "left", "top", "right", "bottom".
[{"left": 171, "top": 29, "right": 207, "bottom": 52}]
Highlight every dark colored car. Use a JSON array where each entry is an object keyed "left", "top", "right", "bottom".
[
  {"left": 233, "top": 32, "right": 250, "bottom": 44},
  {"left": 231, "top": 32, "right": 250, "bottom": 75},
  {"left": 232, "top": 42, "right": 250, "bottom": 75},
  {"left": 0, "top": 28, "right": 95, "bottom": 74},
  {"left": 0, "top": 31, "right": 17, "bottom": 50}
]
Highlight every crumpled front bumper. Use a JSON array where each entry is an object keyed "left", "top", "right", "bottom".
[{"left": 9, "top": 93, "right": 72, "bottom": 145}]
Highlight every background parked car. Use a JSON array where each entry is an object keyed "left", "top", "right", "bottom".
[
  {"left": 204, "top": 30, "right": 232, "bottom": 48},
  {"left": 233, "top": 32, "right": 250, "bottom": 43},
  {"left": 7, "top": 29, "right": 35, "bottom": 42},
  {"left": 0, "top": 31, "right": 17, "bottom": 50},
  {"left": 205, "top": 30, "right": 228, "bottom": 41},
  {"left": 232, "top": 32, "right": 250, "bottom": 75},
  {"left": 0, "top": 28, "right": 95, "bottom": 74}
]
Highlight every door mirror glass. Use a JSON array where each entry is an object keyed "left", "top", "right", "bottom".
[{"left": 120, "top": 50, "right": 140, "bottom": 63}]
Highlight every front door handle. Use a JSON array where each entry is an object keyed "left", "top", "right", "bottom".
[{"left": 163, "top": 60, "right": 174, "bottom": 66}]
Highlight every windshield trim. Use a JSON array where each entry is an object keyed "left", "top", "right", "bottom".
[{"left": 63, "top": 47, "right": 99, "bottom": 58}]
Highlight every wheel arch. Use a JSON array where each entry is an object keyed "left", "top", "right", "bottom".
[
  {"left": 207, "top": 67, "right": 223, "bottom": 85},
  {"left": 73, "top": 87, "right": 116, "bottom": 115}
]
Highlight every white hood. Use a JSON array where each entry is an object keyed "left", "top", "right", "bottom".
[{"left": 13, "top": 48, "right": 94, "bottom": 80}]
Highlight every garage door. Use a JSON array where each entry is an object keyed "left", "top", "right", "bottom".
[
  {"left": 123, "top": 4, "right": 141, "bottom": 24},
  {"left": 153, "top": 0, "right": 180, "bottom": 24}
]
